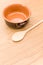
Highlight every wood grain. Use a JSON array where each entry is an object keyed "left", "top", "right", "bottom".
[{"left": 0, "top": 0, "right": 43, "bottom": 65}]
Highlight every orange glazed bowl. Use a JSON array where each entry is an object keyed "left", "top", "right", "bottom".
[{"left": 3, "top": 4, "right": 31, "bottom": 28}]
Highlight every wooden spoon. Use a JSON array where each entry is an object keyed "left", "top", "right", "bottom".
[{"left": 12, "top": 20, "right": 43, "bottom": 42}]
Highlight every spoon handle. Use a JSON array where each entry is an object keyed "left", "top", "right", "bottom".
[{"left": 26, "top": 20, "right": 43, "bottom": 33}]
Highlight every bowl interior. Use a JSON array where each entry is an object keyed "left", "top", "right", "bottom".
[{"left": 3, "top": 4, "right": 30, "bottom": 23}]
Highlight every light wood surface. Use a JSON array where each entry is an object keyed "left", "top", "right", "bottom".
[{"left": 0, "top": 0, "right": 43, "bottom": 65}]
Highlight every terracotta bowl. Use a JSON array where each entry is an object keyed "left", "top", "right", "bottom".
[{"left": 3, "top": 4, "right": 31, "bottom": 28}]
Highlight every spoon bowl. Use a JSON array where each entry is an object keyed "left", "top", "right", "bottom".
[{"left": 12, "top": 31, "right": 26, "bottom": 41}]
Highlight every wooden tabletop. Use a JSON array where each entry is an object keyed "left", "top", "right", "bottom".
[{"left": 0, "top": 0, "right": 43, "bottom": 65}]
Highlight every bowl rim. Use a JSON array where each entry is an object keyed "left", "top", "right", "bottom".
[{"left": 3, "top": 4, "right": 31, "bottom": 23}]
